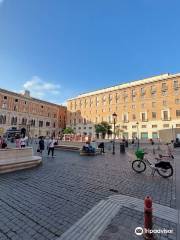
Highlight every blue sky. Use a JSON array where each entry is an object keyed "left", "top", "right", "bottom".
[{"left": 0, "top": 0, "right": 180, "bottom": 105}]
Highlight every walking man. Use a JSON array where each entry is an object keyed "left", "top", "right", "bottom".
[{"left": 48, "top": 137, "right": 56, "bottom": 157}]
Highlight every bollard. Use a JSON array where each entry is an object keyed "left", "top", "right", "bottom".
[{"left": 144, "top": 196, "right": 154, "bottom": 239}]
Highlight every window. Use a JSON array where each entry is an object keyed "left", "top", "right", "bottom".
[
  {"left": 162, "top": 111, "right": 169, "bottom": 120},
  {"left": 152, "top": 125, "right": 157, "bottom": 128},
  {"left": 4, "top": 96, "right": 7, "bottom": 99},
  {"left": 109, "top": 94, "right": 113, "bottom": 103},
  {"left": 162, "top": 82, "right": 167, "bottom": 90},
  {"left": 123, "top": 113, "right": 128, "bottom": 122},
  {"left": 142, "top": 125, "right": 146, "bottom": 128},
  {"left": 11, "top": 117, "right": 17, "bottom": 125},
  {"left": 141, "top": 103, "right": 145, "bottom": 108},
  {"left": 78, "top": 127, "right": 81, "bottom": 129},
  {"left": 141, "top": 112, "right": 147, "bottom": 121},
  {"left": 151, "top": 86, "right": 156, "bottom": 96},
  {"left": 132, "top": 89, "right": 136, "bottom": 97},
  {"left": 132, "top": 114, "right": 136, "bottom": 120},
  {"left": 141, "top": 132, "right": 148, "bottom": 139},
  {"left": 15, "top": 99, "right": 18, "bottom": 102},
  {"left": 96, "top": 97, "right": 99, "bottom": 106},
  {"left": 132, "top": 125, "right": 137, "bottom": 129},
  {"left": 73, "top": 119, "right": 76, "bottom": 125},
  {"left": 163, "top": 100, "right": 167, "bottom": 106},
  {"left": 46, "top": 122, "right": 50, "bottom": 127},
  {"left": 115, "top": 93, "right": 119, "bottom": 103},
  {"left": 39, "top": 121, "right": 43, "bottom": 127},
  {"left": 163, "top": 124, "right": 169, "bottom": 128},
  {"left": 132, "top": 96, "right": 136, "bottom": 102},
  {"left": 152, "top": 112, "right": 156, "bottom": 119},
  {"left": 176, "top": 110, "right": 180, "bottom": 117},
  {"left": 31, "top": 120, "right": 35, "bottom": 126},
  {"left": 162, "top": 82, "right": 168, "bottom": 95},
  {"left": 176, "top": 124, "right": 180, "bottom": 128},
  {"left": 132, "top": 132, "right": 137, "bottom": 138},
  {"left": 152, "top": 102, "right": 156, "bottom": 108},
  {"left": 123, "top": 132, "right": 129, "bottom": 138},
  {"left": 0, "top": 115, "right": 6, "bottom": 124},
  {"left": 122, "top": 126, "right": 127, "bottom": 130},
  {"left": 140, "top": 87, "right": 146, "bottom": 96},
  {"left": 175, "top": 99, "right": 180, "bottom": 104},
  {"left": 132, "top": 104, "right": 135, "bottom": 109},
  {"left": 22, "top": 118, "right": 27, "bottom": 125},
  {"left": 152, "top": 132, "right": 158, "bottom": 139},
  {"left": 173, "top": 80, "right": 179, "bottom": 89},
  {"left": 41, "top": 105, "right": 43, "bottom": 108},
  {"left": 123, "top": 91, "right": 128, "bottom": 102}
]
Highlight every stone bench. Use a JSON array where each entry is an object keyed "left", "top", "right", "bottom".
[
  {"left": 55, "top": 145, "right": 81, "bottom": 151},
  {"left": 0, "top": 147, "right": 42, "bottom": 174}
]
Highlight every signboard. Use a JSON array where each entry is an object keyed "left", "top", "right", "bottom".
[{"left": 0, "top": 128, "right": 4, "bottom": 135}]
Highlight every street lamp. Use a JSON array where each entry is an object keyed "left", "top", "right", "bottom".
[
  {"left": 136, "top": 122, "right": 139, "bottom": 148},
  {"left": 112, "top": 112, "right": 117, "bottom": 155}
]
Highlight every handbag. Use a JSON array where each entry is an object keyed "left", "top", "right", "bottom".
[{"left": 37, "top": 148, "right": 40, "bottom": 153}]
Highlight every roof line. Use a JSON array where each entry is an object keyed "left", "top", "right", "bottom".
[{"left": 67, "top": 73, "right": 180, "bottom": 101}]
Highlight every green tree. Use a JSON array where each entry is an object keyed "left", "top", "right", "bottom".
[
  {"left": 95, "top": 121, "right": 112, "bottom": 139},
  {"left": 63, "top": 127, "right": 74, "bottom": 134}
]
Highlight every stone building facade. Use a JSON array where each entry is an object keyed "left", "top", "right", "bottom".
[
  {"left": 67, "top": 73, "right": 180, "bottom": 140},
  {"left": 0, "top": 89, "right": 66, "bottom": 137}
]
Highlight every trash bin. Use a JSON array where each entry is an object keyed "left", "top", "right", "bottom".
[{"left": 120, "top": 143, "right": 125, "bottom": 153}]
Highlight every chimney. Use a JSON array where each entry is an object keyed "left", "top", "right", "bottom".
[{"left": 24, "top": 90, "right": 30, "bottom": 98}]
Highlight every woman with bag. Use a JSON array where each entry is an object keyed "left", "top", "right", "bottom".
[{"left": 38, "top": 136, "right": 45, "bottom": 155}]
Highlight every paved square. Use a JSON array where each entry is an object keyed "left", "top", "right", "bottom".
[{"left": 0, "top": 147, "right": 176, "bottom": 240}]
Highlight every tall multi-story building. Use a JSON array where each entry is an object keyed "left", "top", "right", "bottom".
[
  {"left": 0, "top": 89, "right": 66, "bottom": 137},
  {"left": 67, "top": 73, "right": 180, "bottom": 140}
]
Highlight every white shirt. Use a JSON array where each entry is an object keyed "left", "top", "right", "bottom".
[
  {"left": 20, "top": 138, "right": 26, "bottom": 146},
  {"left": 49, "top": 139, "right": 56, "bottom": 148}
]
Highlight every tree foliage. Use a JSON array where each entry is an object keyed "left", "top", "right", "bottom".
[
  {"left": 95, "top": 121, "right": 112, "bottom": 138},
  {"left": 63, "top": 127, "right": 74, "bottom": 134}
]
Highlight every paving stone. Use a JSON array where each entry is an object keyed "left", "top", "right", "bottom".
[{"left": 0, "top": 144, "right": 177, "bottom": 240}]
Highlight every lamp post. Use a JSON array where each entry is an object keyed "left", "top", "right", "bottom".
[
  {"left": 136, "top": 122, "right": 139, "bottom": 148},
  {"left": 112, "top": 112, "right": 117, "bottom": 155}
]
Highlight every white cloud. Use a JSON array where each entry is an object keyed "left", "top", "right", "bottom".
[{"left": 22, "top": 76, "right": 61, "bottom": 99}]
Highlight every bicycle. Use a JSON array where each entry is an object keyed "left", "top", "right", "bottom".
[{"left": 132, "top": 149, "right": 173, "bottom": 178}]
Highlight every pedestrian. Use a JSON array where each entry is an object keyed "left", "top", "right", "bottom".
[
  {"left": 15, "top": 135, "right": 21, "bottom": 148},
  {"left": 20, "top": 136, "right": 27, "bottom": 148},
  {"left": 38, "top": 136, "right": 45, "bottom": 155},
  {"left": 1, "top": 138, "right": 7, "bottom": 149},
  {"left": 98, "top": 142, "right": 105, "bottom": 153},
  {"left": 47, "top": 136, "right": 57, "bottom": 157},
  {"left": 0, "top": 136, "right": 2, "bottom": 148}
]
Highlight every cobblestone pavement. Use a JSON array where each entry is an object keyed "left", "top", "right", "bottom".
[
  {"left": 0, "top": 145, "right": 177, "bottom": 240},
  {"left": 98, "top": 207, "right": 177, "bottom": 240}
]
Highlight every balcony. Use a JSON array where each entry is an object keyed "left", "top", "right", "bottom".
[
  {"left": 141, "top": 119, "right": 148, "bottom": 122},
  {"left": 162, "top": 117, "right": 171, "bottom": 121},
  {"left": 161, "top": 87, "right": 168, "bottom": 92},
  {"left": 174, "top": 85, "right": 179, "bottom": 90},
  {"left": 123, "top": 120, "right": 129, "bottom": 123}
]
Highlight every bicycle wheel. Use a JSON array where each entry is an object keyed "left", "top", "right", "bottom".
[
  {"left": 132, "top": 160, "right": 146, "bottom": 173},
  {"left": 157, "top": 165, "right": 173, "bottom": 178}
]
